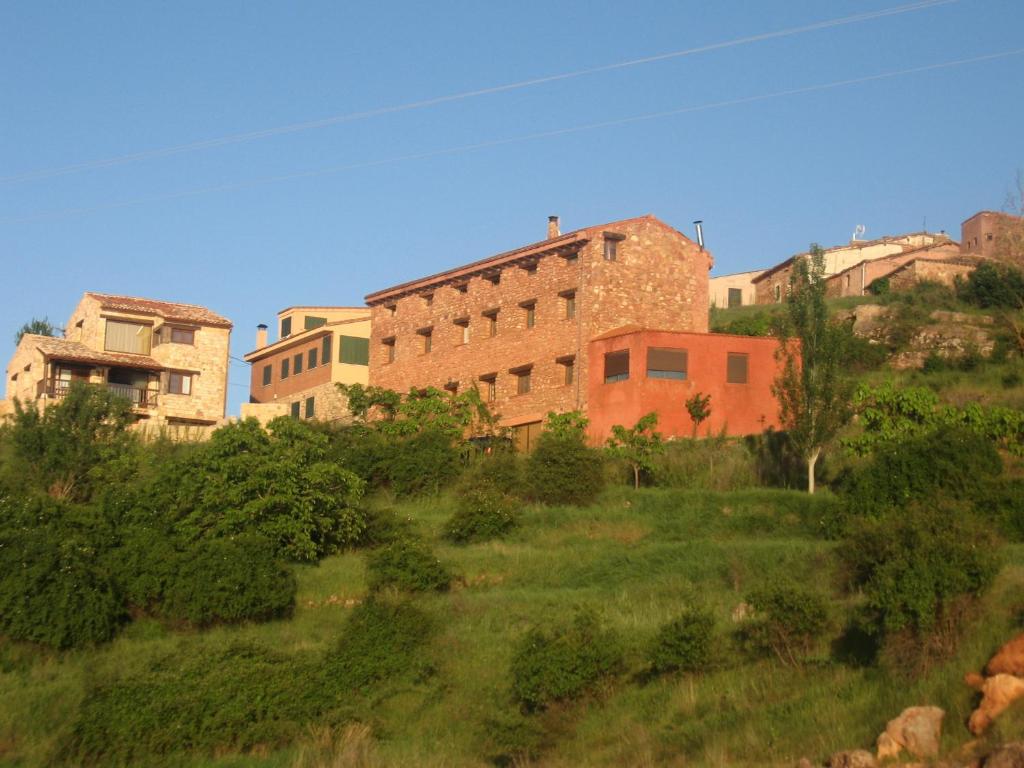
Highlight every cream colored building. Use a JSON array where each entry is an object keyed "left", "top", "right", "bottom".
[
  {"left": 4, "top": 292, "right": 232, "bottom": 426},
  {"left": 242, "top": 306, "right": 371, "bottom": 423},
  {"left": 709, "top": 269, "right": 763, "bottom": 308}
]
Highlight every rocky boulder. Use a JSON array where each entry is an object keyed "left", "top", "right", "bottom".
[
  {"left": 828, "top": 749, "right": 876, "bottom": 768},
  {"left": 967, "top": 674, "right": 1024, "bottom": 736},
  {"left": 876, "top": 705, "right": 945, "bottom": 759},
  {"left": 987, "top": 633, "right": 1024, "bottom": 677}
]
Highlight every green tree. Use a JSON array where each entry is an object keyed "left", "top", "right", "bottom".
[
  {"left": 685, "top": 392, "right": 712, "bottom": 438},
  {"left": 14, "top": 316, "right": 58, "bottom": 345},
  {"left": 773, "top": 246, "right": 854, "bottom": 493},
  {"left": 606, "top": 412, "right": 664, "bottom": 489}
]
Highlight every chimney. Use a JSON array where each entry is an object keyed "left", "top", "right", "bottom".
[
  {"left": 548, "top": 215, "right": 560, "bottom": 239},
  {"left": 256, "top": 324, "right": 268, "bottom": 349},
  {"left": 693, "top": 220, "right": 705, "bottom": 251}
]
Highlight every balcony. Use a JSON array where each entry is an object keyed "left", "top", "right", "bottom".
[{"left": 37, "top": 378, "right": 159, "bottom": 408}]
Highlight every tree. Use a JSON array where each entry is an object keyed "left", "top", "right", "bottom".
[
  {"left": 14, "top": 317, "right": 58, "bottom": 345},
  {"left": 772, "top": 245, "right": 854, "bottom": 493},
  {"left": 606, "top": 412, "right": 664, "bottom": 489},
  {"left": 685, "top": 392, "right": 712, "bottom": 438}
]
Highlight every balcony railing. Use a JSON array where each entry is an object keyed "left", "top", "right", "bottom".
[{"left": 37, "top": 379, "right": 158, "bottom": 408}]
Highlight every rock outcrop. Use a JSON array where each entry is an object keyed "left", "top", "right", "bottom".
[{"left": 875, "top": 705, "right": 945, "bottom": 760}]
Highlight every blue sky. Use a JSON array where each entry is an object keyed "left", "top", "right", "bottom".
[{"left": 2, "top": 0, "right": 1022, "bottom": 415}]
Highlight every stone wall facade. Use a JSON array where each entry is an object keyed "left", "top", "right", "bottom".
[
  {"left": 887, "top": 259, "right": 976, "bottom": 292},
  {"left": 824, "top": 243, "right": 961, "bottom": 298},
  {"left": 365, "top": 215, "right": 712, "bottom": 429}
]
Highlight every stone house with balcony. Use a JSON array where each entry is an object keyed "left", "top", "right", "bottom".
[
  {"left": 4, "top": 292, "right": 232, "bottom": 426},
  {"left": 365, "top": 214, "right": 783, "bottom": 446},
  {"left": 242, "top": 306, "right": 371, "bottom": 423}
]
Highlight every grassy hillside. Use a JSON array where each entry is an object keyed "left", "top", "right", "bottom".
[{"left": 4, "top": 487, "right": 1022, "bottom": 767}]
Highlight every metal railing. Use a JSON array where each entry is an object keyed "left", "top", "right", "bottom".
[{"left": 38, "top": 379, "right": 158, "bottom": 407}]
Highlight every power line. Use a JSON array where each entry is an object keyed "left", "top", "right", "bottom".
[
  {"left": 0, "top": 0, "right": 957, "bottom": 185},
  {"left": 4, "top": 47, "right": 1018, "bottom": 226}
]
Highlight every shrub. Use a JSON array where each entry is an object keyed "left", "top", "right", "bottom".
[
  {"left": 387, "top": 428, "right": 462, "bottom": 497},
  {"left": 444, "top": 488, "right": 518, "bottom": 544},
  {"left": 648, "top": 607, "right": 716, "bottom": 674},
  {"left": 61, "top": 643, "right": 325, "bottom": 764},
  {"left": 324, "top": 597, "right": 434, "bottom": 691},
  {"left": 459, "top": 449, "right": 523, "bottom": 497},
  {"left": 104, "top": 524, "right": 182, "bottom": 611},
  {"left": 653, "top": 438, "right": 758, "bottom": 491},
  {"left": 742, "top": 579, "right": 830, "bottom": 665},
  {"left": 0, "top": 514, "right": 124, "bottom": 649},
  {"left": 975, "top": 478, "right": 1024, "bottom": 541},
  {"left": 841, "top": 504, "right": 1000, "bottom": 668},
  {"left": 525, "top": 432, "right": 604, "bottom": 506},
  {"left": 957, "top": 261, "right": 1024, "bottom": 309},
  {"left": 163, "top": 534, "right": 296, "bottom": 626},
  {"left": 510, "top": 611, "right": 623, "bottom": 711},
  {"left": 366, "top": 536, "right": 451, "bottom": 592}
]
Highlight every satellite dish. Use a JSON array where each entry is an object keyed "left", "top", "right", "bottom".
[{"left": 853, "top": 224, "right": 866, "bottom": 241}]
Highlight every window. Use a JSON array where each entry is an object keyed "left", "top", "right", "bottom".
[
  {"left": 483, "top": 309, "right": 498, "bottom": 337},
  {"left": 322, "top": 334, "right": 332, "bottom": 364},
  {"left": 986, "top": 233, "right": 994, "bottom": 242},
  {"left": 647, "top": 348, "right": 687, "bottom": 380},
  {"left": 293, "top": 353, "right": 303, "bottom": 375},
  {"left": 521, "top": 301, "right": 536, "bottom": 328},
  {"left": 281, "top": 317, "right": 292, "bottom": 338},
  {"left": 845, "top": 274, "right": 851, "bottom": 289},
  {"left": 512, "top": 366, "right": 531, "bottom": 395},
  {"left": 290, "top": 401, "right": 300, "bottom": 419},
  {"left": 727, "top": 352, "right": 749, "bottom": 384},
  {"left": 423, "top": 293, "right": 434, "bottom": 307},
  {"left": 262, "top": 364, "right": 271, "bottom": 386},
  {"left": 562, "top": 290, "right": 576, "bottom": 319},
  {"left": 727, "top": 288, "right": 742, "bottom": 308},
  {"left": 455, "top": 283, "right": 468, "bottom": 294},
  {"left": 308, "top": 347, "right": 318, "bottom": 369},
  {"left": 382, "top": 337, "right": 395, "bottom": 363},
  {"left": 418, "top": 328, "right": 433, "bottom": 354},
  {"left": 304, "top": 316, "right": 327, "bottom": 330},
  {"left": 454, "top": 318, "right": 469, "bottom": 344},
  {"left": 170, "top": 327, "right": 195, "bottom": 345},
  {"left": 341, "top": 336, "right": 370, "bottom": 365},
  {"left": 774, "top": 284, "right": 782, "bottom": 303},
  {"left": 558, "top": 356, "right": 575, "bottom": 386},
  {"left": 386, "top": 304, "right": 397, "bottom": 316},
  {"left": 305, "top": 396, "right": 315, "bottom": 418},
  {"left": 604, "top": 350, "right": 630, "bottom": 383},
  {"left": 167, "top": 372, "right": 192, "bottom": 395},
  {"left": 603, "top": 239, "right": 617, "bottom": 261},
  {"left": 522, "top": 261, "right": 537, "bottom": 275},
  {"left": 104, "top": 320, "right": 152, "bottom": 355},
  {"left": 485, "top": 271, "right": 501, "bottom": 285},
  {"left": 281, "top": 357, "right": 290, "bottom": 379},
  {"left": 480, "top": 374, "right": 497, "bottom": 402}
]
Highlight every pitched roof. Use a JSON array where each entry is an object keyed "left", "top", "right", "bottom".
[
  {"left": 25, "top": 334, "right": 163, "bottom": 370},
  {"left": 364, "top": 214, "right": 693, "bottom": 305},
  {"left": 86, "top": 292, "right": 232, "bottom": 328}
]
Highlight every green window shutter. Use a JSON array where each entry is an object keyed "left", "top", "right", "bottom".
[
  {"left": 304, "top": 316, "right": 327, "bottom": 330},
  {"left": 340, "top": 336, "right": 370, "bottom": 366},
  {"left": 290, "top": 401, "right": 300, "bottom": 418},
  {"left": 280, "top": 317, "right": 292, "bottom": 338},
  {"left": 262, "top": 364, "right": 271, "bottom": 386},
  {"left": 305, "top": 396, "right": 315, "bottom": 418},
  {"left": 308, "top": 347, "right": 318, "bottom": 369},
  {"left": 281, "top": 358, "right": 290, "bottom": 379},
  {"left": 322, "top": 334, "right": 332, "bottom": 364}
]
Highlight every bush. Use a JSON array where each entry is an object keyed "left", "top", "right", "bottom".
[
  {"left": 163, "top": 534, "right": 296, "bottom": 626},
  {"left": 975, "top": 478, "right": 1024, "bottom": 541},
  {"left": 841, "top": 504, "right": 1000, "bottom": 668},
  {"left": 510, "top": 611, "right": 623, "bottom": 711},
  {"left": 0, "top": 514, "right": 124, "bottom": 649},
  {"left": 460, "top": 449, "right": 523, "bottom": 497},
  {"left": 742, "top": 579, "right": 830, "bottom": 665},
  {"left": 839, "top": 426, "right": 1002, "bottom": 517},
  {"left": 444, "top": 488, "right": 518, "bottom": 544},
  {"left": 104, "top": 524, "right": 182, "bottom": 611},
  {"left": 525, "top": 432, "right": 604, "bottom": 506},
  {"left": 325, "top": 597, "right": 434, "bottom": 691},
  {"left": 957, "top": 261, "right": 1024, "bottom": 309},
  {"left": 648, "top": 607, "right": 716, "bottom": 674},
  {"left": 62, "top": 643, "right": 326, "bottom": 764},
  {"left": 387, "top": 428, "right": 462, "bottom": 497},
  {"left": 366, "top": 536, "right": 451, "bottom": 592},
  {"left": 652, "top": 438, "right": 758, "bottom": 491}
]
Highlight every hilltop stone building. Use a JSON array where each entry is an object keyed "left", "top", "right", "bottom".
[
  {"left": 961, "top": 210, "right": 1024, "bottom": 262},
  {"left": 4, "top": 292, "right": 232, "bottom": 427},
  {"left": 243, "top": 306, "right": 371, "bottom": 423},
  {"left": 709, "top": 269, "right": 762, "bottom": 308},
  {"left": 365, "top": 214, "right": 785, "bottom": 446}
]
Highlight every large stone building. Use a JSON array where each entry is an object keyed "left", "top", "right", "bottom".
[
  {"left": 4, "top": 292, "right": 232, "bottom": 427},
  {"left": 365, "top": 214, "right": 784, "bottom": 445},
  {"left": 243, "top": 306, "right": 371, "bottom": 422},
  {"left": 961, "top": 210, "right": 1024, "bottom": 262},
  {"left": 752, "top": 232, "right": 953, "bottom": 304},
  {"left": 823, "top": 241, "right": 963, "bottom": 298}
]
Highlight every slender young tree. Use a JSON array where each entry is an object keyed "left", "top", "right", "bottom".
[
  {"left": 685, "top": 392, "right": 712, "bottom": 438},
  {"left": 14, "top": 317, "right": 58, "bottom": 345},
  {"left": 772, "top": 245, "right": 853, "bottom": 493},
  {"left": 606, "top": 412, "right": 664, "bottom": 489}
]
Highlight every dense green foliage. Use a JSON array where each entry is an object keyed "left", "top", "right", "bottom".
[
  {"left": 957, "top": 261, "right": 1024, "bottom": 309},
  {"left": 366, "top": 536, "right": 451, "bottom": 592},
  {"left": 742, "top": 579, "right": 830, "bottom": 665},
  {"left": 386, "top": 427, "right": 462, "bottom": 497},
  {"left": 647, "top": 606, "right": 716, "bottom": 674},
  {"left": 605, "top": 411, "right": 664, "bottom": 489},
  {"left": 13, "top": 316, "right": 58, "bottom": 345},
  {"left": 526, "top": 415, "right": 604, "bottom": 505},
  {"left": 510, "top": 611, "right": 623, "bottom": 711},
  {"left": 444, "top": 487, "right": 518, "bottom": 543}
]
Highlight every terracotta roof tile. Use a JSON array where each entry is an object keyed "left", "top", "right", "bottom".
[
  {"left": 86, "top": 292, "right": 232, "bottom": 328},
  {"left": 26, "top": 335, "right": 164, "bottom": 370}
]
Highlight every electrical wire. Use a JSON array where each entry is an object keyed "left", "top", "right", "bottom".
[
  {"left": 0, "top": 0, "right": 957, "bottom": 185},
  {"left": 3, "top": 46, "right": 1019, "bottom": 225}
]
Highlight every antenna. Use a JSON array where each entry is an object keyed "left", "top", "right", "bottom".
[{"left": 853, "top": 224, "right": 866, "bottom": 241}]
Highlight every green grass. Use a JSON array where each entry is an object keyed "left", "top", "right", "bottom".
[{"left": 2, "top": 489, "right": 1023, "bottom": 767}]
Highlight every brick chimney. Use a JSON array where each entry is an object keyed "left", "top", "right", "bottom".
[
  {"left": 256, "top": 324, "right": 268, "bottom": 349},
  {"left": 548, "top": 215, "right": 560, "bottom": 239}
]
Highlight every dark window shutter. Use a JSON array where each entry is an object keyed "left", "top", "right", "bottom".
[
  {"left": 290, "top": 401, "right": 300, "bottom": 418},
  {"left": 305, "top": 396, "right": 315, "bottom": 418},
  {"left": 727, "top": 353, "right": 749, "bottom": 384},
  {"left": 340, "top": 336, "right": 370, "bottom": 365},
  {"left": 604, "top": 350, "right": 630, "bottom": 382},
  {"left": 647, "top": 348, "right": 688, "bottom": 380},
  {"left": 280, "top": 317, "right": 292, "bottom": 338},
  {"left": 262, "top": 364, "right": 271, "bottom": 386},
  {"left": 304, "top": 316, "right": 327, "bottom": 330},
  {"left": 322, "top": 334, "right": 332, "bottom": 364}
]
